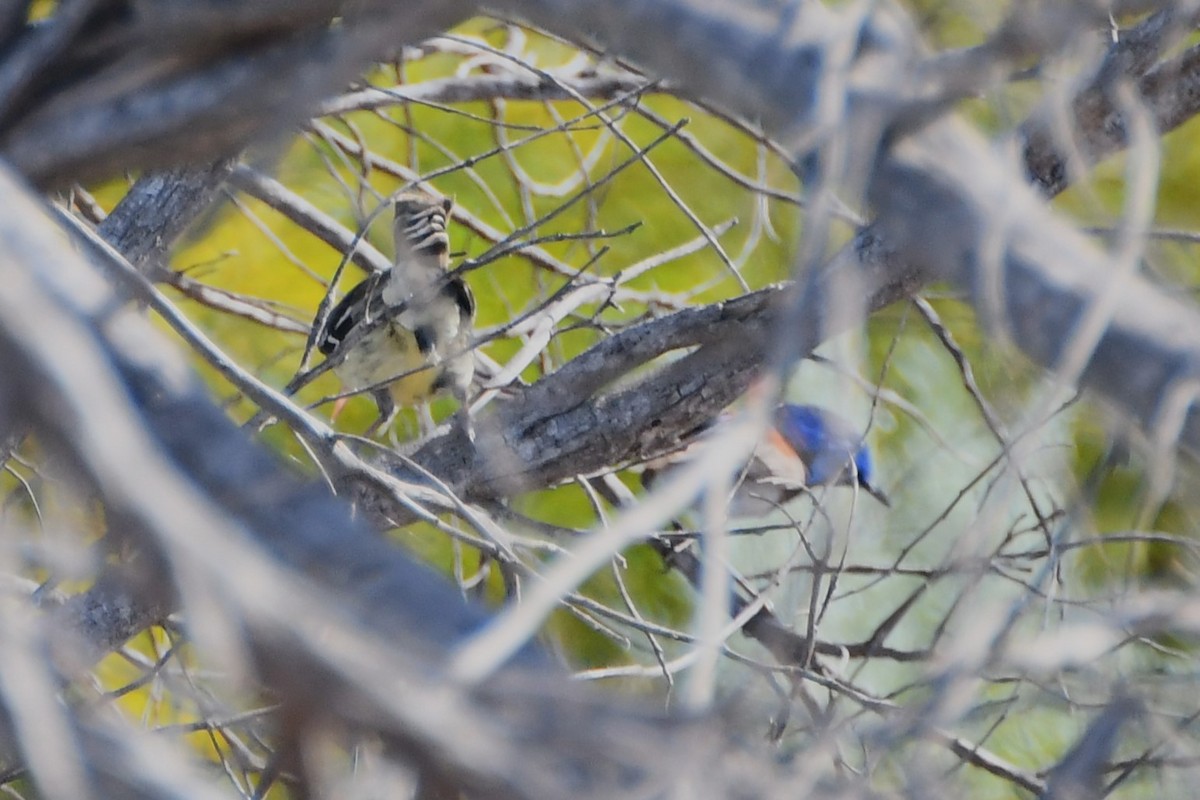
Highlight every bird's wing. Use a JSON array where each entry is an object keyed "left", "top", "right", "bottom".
[{"left": 316, "top": 271, "right": 389, "bottom": 356}]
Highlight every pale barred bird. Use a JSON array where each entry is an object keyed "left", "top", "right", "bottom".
[
  {"left": 642, "top": 404, "right": 890, "bottom": 515},
  {"left": 316, "top": 191, "right": 475, "bottom": 437}
]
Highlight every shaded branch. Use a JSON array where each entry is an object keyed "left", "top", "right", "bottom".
[
  {"left": 97, "top": 161, "right": 235, "bottom": 274},
  {"left": 0, "top": 2, "right": 476, "bottom": 187}
]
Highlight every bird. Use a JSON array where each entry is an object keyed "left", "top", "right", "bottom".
[
  {"left": 772, "top": 403, "right": 889, "bottom": 506},
  {"left": 315, "top": 190, "right": 475, "bottom": 437},
  {"left": 641, "top": 403, "right": 889, "bottom": 514}
]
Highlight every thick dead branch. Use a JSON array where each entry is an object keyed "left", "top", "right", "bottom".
[
  {"left": 0, "top": 2, "right": 474, "bottom": 187},
  {"left": 1022, "top": 6, "right": 1200, "bottom": 194},
  {"left": 97, "top": 161, "right": 235, "bottom": 275}
]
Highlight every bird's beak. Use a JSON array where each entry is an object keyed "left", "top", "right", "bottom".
[{"left": 864, "top": 482, "right": 891, "bottom": 507}]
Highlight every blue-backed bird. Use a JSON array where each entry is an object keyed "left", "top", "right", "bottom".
[
  {"left": 773, "top": 403, "right": 889, "bottom": 506},
  {"left": 315, "top": 190, "right": 475, "bottom": 437},
  {"left": 642, "top": 403, "right": 889, "bottom": 513}
]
